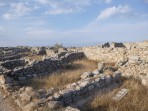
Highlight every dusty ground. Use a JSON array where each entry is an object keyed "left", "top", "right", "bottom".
[{"left": 0, "top": 89, "right": 21, "bottom": 111}]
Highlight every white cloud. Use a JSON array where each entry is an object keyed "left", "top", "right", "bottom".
[
  {"left": 10, "top": 2, "right": 31, "bottom": 16},
  {"left": 3, "top": 2, "right": 32, "bottom": 20},
  {"left": 3, "top": 13, "right": 13, "bottom": 20},
  {"left": 45, "top": 8, "right": 73, "bottom": 15},
  {"left": 97, "top": 5, "right": 131, "bottom": 20},
  {"left": 37, "top": 0, "right": 94, "bottom": 15}
]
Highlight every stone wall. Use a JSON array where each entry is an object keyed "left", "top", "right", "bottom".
[
  {"left": 0, "top": 41, "right": 147, "bottom": 111},
  {"left": 83, "top": 46, "right": 126, "bottom": 62},
  {"left": 83, "top": 41, "right": 148, "bottom": 62},
  {"left": 9, "top": 52, "right": 84, "bottom": 80},
  {"left": 0, "top": 47, "right": 30, "bottom": 61},
  {"left": 1, "top": 58, "right": 26, "bottom": 69},
  {"left": 2, "top": 62, "right": 121, "bottom": 111},
  {"left": 51, "top": 71, "right": 121, "bottom": 105}
]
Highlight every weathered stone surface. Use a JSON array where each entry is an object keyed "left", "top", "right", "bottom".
[
  {"left": 18, "top": 77, "right": 26, "bottom": 81},
  {"left": 23, "top": 102, "right": 38, "bottom": 111},
  {"left": 48, "top": 101, "right": 63, "bottom": 109},
  {"left": 31, "top": 47, "right": 46, "bottom": 55},
  {"left": 105, "top": 75, "right": 112, "bottom": 84},
  {"left": 0, "top": 75, "right": 6, "bottom": 85},
  {"left": 58, "top": 47, "right": 67, "bottom": 53},
  {"left": 79, "top": 81, "right": 89, "bottom": 87},
  {"left": 46, "top": 87, "right": 54, "bottom": 97},
  {"left": 46, "top": 49, "right": 56, "bottom": 57},
  {"left": 1, "top": 58, "right": 26, "bottom": 69},
  {"left": 87, "top": 85, "right": 95, "bottom": 91},
  {"left": 11, "top": 52, "right": 84, "bottom": 80},
  {"left": 81, "top": 72, "right": 93, "bottom": 79},
  {"left": 92, "top": 69, "right": 100, "bottom": 75},
  {"left": 0, "top": 41, "right": 147, "bottom": 111},
  {"left": 65, "top": 106, "right": 80, "bottom": 111},
  {"left": 128, "top": 56, "right": 140, "bottom": 64},
  {"left": 98, "top": 62, "right": 105, "bottom": 72},
  {"left": 142, "top": 78, "right": 148, "bottom": 87},
  {"left": 0, "top": 75, "right": 11, "bottom": 85},
  {"left": 113, "top": 71, "right": 121, "bottom": 81},
  {"left": 20, "top": 92, "right": 31, "bottom": 103}
]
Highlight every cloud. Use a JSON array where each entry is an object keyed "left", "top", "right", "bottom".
[
  {"left": 25, "top": 20, "right": 148, "bottom": 46},
  {"left": 97, "top": 5, "right": 131, "bottom": 20},
  {"left": 10, "top": 2, "right": 31, "bottom": 16},
  {"left": 37, "top": 0, "right": 94, "bottom": 15},
  {"left": 3, "top": 2, "right": 32, "bottom": 20},
  {"left": 45, "top": 8, "right": 73, "bottom": 15},
  {"left": 3, "top": 13, "right": 13, "bottom": 20}
]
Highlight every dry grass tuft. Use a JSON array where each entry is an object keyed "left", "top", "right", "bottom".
[
  {"left": 87, "top": 78, "right": 148, "bottom": 111},
  {"left": 104, "top": 62, "right": 116, "bottom": 67},
  {"left": 28, "top": 59, "right": 98, "bottom": 90}
]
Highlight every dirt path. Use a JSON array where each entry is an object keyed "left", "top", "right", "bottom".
[{"left": 0, "top": 89, "right": 21, "bottom": 111}]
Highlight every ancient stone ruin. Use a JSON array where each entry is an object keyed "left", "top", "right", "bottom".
[{"left": 0, "top": 41, "right": 147, "bottom": 111}]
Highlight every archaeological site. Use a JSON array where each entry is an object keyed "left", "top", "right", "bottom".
[{"left": 0, "top": 41, "right": 147, "bottom": 111}]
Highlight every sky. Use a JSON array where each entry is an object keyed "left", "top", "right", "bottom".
[{"left": 0, "top": 0, "right": 148, "bottom": 46}]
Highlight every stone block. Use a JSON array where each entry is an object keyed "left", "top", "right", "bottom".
[
  {"left": 81, "top": 72, "right": 93, "bottom": 79},
  {"left": 113, "top": 71, "right": 121, "bottom": 81},
  {"left": 105, "top": 75, "right": 112, "bottom": 84},
  {"left": 65, "top": 106, "right": 80, "bottom": 111},
  {"left": 18, "top": 77, "right": 26, "bottom": 81},
  {"left": 48, "top": 101, "right": 63, "bottom": 109},
  {"left": 142, "top": 78, "right": 148, "bottom": 87},
  {"left": 98, "top": 62, "right": 105, "bottom": 72},
  {"left": 87, "top": 85, "right": 95, "bottom": 91},
  {"left": 20, "top": 92, "right": 31, "bottom": 103},
  {"left": 92, "top": 69, "right": 100, "bottom": 75}
]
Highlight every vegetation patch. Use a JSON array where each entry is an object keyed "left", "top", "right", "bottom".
[
  {"left": 27, "top": 59, "right": 98, "bottom": 90},
  {"left": 85, "top": 78, "right": 148, "bottom": 111}
]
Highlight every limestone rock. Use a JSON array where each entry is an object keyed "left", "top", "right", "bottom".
[
  {"left": 87, "top": 85, "right": 95, "bottom": 91},
  {"left": 92, "top": 69, "right": 100, "bottom": 75},
  {"left": 81, "top": 72, "right": 93, "bottom": 79},
  {"left": 25, "top": 87, "right": 34, "bottom": 93},
  {"left": 23, "top": 102, "right": 38, "bottom": 111},
  {"left": 98, "top": 62, "right": 105, "bottom": 72},
  {"left": 48, "top": 101, "right": 63, "bottom": 109},
  {"left": 46, "top": 49, "right": 56, "bottom": 57},
  {"left": 105, "top": 75, "right": 112, "bottom": 84},
  {"left": 128, "top": 56, "right": 140, "bottom": 64},
  {"left": 65, "top": 106, "right": 80, "bottom": 111},
  {"left": 0, "top": 75, "right": 11, "bottom": 85},
  {"left": 0, "top": 75, "right": 6, "bottom": 85},
  {"left": 20, "top": 92, "right": 32, "bottom": 102},
  {"left": 142, "top": 78, "right": 148, "bottom": 87},
  {"left": 113, "top": 71, "right": 121, "bottom": 81},
  {"left": 58, "top": 47, "right": 67, "bottom": 53}
]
